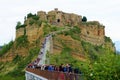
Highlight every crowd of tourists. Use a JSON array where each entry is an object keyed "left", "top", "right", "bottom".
[
  {"left": 26, "top": 35, "right": 83, "bottom": 79},
  {"left": 27, "top": 34, "right": 82, "bottom": 74},
  {"left": 27, "top": 63, "right": 81, "bottom": 74}
]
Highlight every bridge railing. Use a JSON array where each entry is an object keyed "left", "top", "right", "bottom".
[{"left": 26, "top": 68, "right": 84, "bottom": 80}]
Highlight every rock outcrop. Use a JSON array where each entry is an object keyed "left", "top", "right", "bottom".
[
  {"left": 16, "top": 8, "right": 105, "bottom": 46},
  {"left": 80, "top": 21, "right": 105, "bottom": 45}
]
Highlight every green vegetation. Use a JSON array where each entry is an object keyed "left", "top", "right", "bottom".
[
  {"left": 49, "top": 39, "right": 120, "bottom": 79},
  {"left": 43, "top": 23, "right": 66, "bottom": 36},
  {"left": 43, "top": 23, "right": 51, "bottom": 35},
  {"left": 0, "top": 47, "right": 40, "bottom": 80},
  {"left": 104, "top": 36, "right": 111, "bottom": 42},
  {"left": 29, "top": 19, "right": 35, "bottom": 25},
  {"left": 16, "top": 21, "right": 27, "bottom": 30},
  {"left": 50, "top": 26, "right": 57, "bottom": 31},
  {"left": 27, "top": 13, "right": 34, "bottom": 18},
  {"left": 32, "top": 15, "right": 39, "bottom": 21},
  {"left": 0, "top": 11, "right": 117, "bottom": 80},
  {"left": 27, "top": 13, "right": 39, "bottom": 20},
  {"left": 60, "top": 26, "right": 81, "bottom": 41},
  {"left": 50, "top": 26, "right": 65, "bottom": 32},
  {"left": 16, "top": 35, "right": 29, "bottom": 47},
  {"left": 0, "top": 75, "right": 25, "bottom": 80},
  {"left": 36, "top": 20, "right": 42, "bottom": 26},
  {"left": 82, "top": 54, "right": 120, "bottom": 80},
  {"left": 0, "top": 41, "right": 13, "bottom": 56},
  {"left": 12, "top": 55, "right": 22, "bottom": 63},
  {"left": 27, "top": 13, "right": 41, "bottom": 26},
  {"left": 49, "top": 45, "right": 79, "bottom": 67},
  {"left": 82, "top": 16, "right": 87, "bottom": 22},
  {"left": 81, "top": 41, "right": 104, "bottom": 61}
]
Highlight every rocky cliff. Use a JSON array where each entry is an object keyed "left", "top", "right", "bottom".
[
  {"left": 0, "top": 8, "right": 115, "bottom": 62},
  {"left": 0, "top": 8, "right": 117, "bottom": 80},
  {"left": 16, "top": 8, "right": 105, "bottom": 46}
]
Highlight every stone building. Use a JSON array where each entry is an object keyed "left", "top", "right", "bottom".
[
  {"left": 16, "top": 8, "right": 105, "bottom": 45},
  {"left": 37, "top": 8, "right": 82, "bottom": 26}
]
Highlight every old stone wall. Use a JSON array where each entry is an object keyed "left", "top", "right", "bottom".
[
  {"left": 80, "top": 22, "right": 105, "bottom": 45},
  {"left": 16, "top": 28, "right": 24, "bottom": 38},
  {"left": 16, "top": 9, "right": 105, "bottom": 45},
  {"left": 37, "top": 11, "right": 47, "bottom": 21},
  {"left": 26, "top": 23, "right": 44, "bottom": 43},
  {"left": 37, "top": 8, "right": 82, "bottom": 26}
]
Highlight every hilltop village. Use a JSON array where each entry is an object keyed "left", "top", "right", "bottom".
[
  {"left": 0, "top": 8, "right": 118, "bottom": 80},
  {"left": 17, "top": 8, "right": 105, "bottom": 45}
]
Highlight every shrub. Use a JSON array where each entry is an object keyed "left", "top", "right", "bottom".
[
  {"left": 7, "top": 68, "right": 24, "bottom": 77},
  {"left": 29, "top": 19, "right": 35, "bottom": 25},
  {"left": 85, "top": 54, "right": 120, "bottom": 80},
  {"left": 82, "top": 16, "right": 87, "bottom": 22},
  {"left": 43, "top": 23, "right": 51, "bottom": 35},
  {"left": 27, "top": 13, "right": 39, "bottom": 20},
  {"left": 104, "top": 36, "right": 111, "bottom": 42},
  {"left": 63, "top": 26, "right": 81, "bottom": 40},
  {"left": 50, "top": 27, "right": 57, "bottom": 31},
  {"left": 16, "top": 22, "right": 27, "bottom": 30},
  {"left": 36, "top": 20, "right": 42, "bottom": 26},
  {"left": 32, "top": 15, "right": 39, "bottom": 20},
  {"left": 27, "top": 13, "right": 35, "bottom": 18},
  {"left": 71, "top": 26, "right": 81, "bottom": 34},
  {"left": 64, "top": 31, "right": 71, "bottom": 36},
  {"left": 0, "top": 41, "right": 13, "bottom": 56},
  {"left": 12, "top": 55, "right": 21, "bottom": 63},
  {"left": 16, "top": 35, "right": 29, "bottom": 47}
]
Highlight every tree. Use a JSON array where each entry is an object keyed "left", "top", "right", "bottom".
[
  {"left": 16, "top": 21, "right": 26, "bottom": 29},
  {"left": 16, "top": 21, "right": 22, "bottom": 29},
  {"left": 27, "top": 13, "right": 33, "bottom": 18},
  {"left": 16, "top": 21, "right": 21, "bottom": 27},
  {"left": 82, "top": 16, "right": 87, "bottom": 22}
]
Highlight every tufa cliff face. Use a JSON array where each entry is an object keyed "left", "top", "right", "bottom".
[
  {"left": 0, "top": 8, "right": 115, "bottom": 63},
  {"left": 80, "top": 21, "right": 105, "bottom": 45},
  {"left": 16, "top": 8, "right": 105, "bottom": 46}
]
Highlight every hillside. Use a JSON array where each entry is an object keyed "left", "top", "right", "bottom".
[
  {"left": 0, "top": 46, "right": 2, "bottom": 50},
  {"left": 0, "top": 9, "right": 118, "bottom": 80}
]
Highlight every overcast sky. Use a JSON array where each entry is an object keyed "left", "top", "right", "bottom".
[{"left": 0, "top": 0, "right": 120, "bottom": 46}]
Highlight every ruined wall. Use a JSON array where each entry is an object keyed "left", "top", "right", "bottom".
[
  {"left": 16, "top": 28, "right": 24, "bottom": 38},
  {"left": 25, "top": 23, "right": 44, "bottom": 43},
  {"left": 37, "top": 11, "right": 47, "bottom": 21},
  {"left": 80, "top": 21, "right": 105, "bottom": 45},
  {"left": 37, "top": 8, "right": 82, "bottom": 26},
  {"left": 16, "top": 9, "right": 105, "bottom": 45}
]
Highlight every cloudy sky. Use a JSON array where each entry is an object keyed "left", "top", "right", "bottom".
[{"left": 0, "top": 0, "right": 120, "bottom": 46}]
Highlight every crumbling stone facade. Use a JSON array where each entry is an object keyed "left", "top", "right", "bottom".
[
  {"left": 16, "top": 9, "right": 105, "bottom": 45},
  {"left": 37, "top": 8, "right": 82, "bottom": 26}
]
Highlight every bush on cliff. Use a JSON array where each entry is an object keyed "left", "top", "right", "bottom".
[{"left": 0, "top": 41, "right": 13, "bottom": 56}]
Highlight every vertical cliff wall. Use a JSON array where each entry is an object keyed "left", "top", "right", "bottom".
[{"left": 16, "top": 9, "right": 107, "bottom": 46}]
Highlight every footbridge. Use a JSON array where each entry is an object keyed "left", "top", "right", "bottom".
[{"left": 25, "top": 28, "right": 84, "bottom": 80}]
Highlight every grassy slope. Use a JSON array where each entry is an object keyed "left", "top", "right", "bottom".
[{"left": 0, "top": 22, "right": 117, "bottom": 80}]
